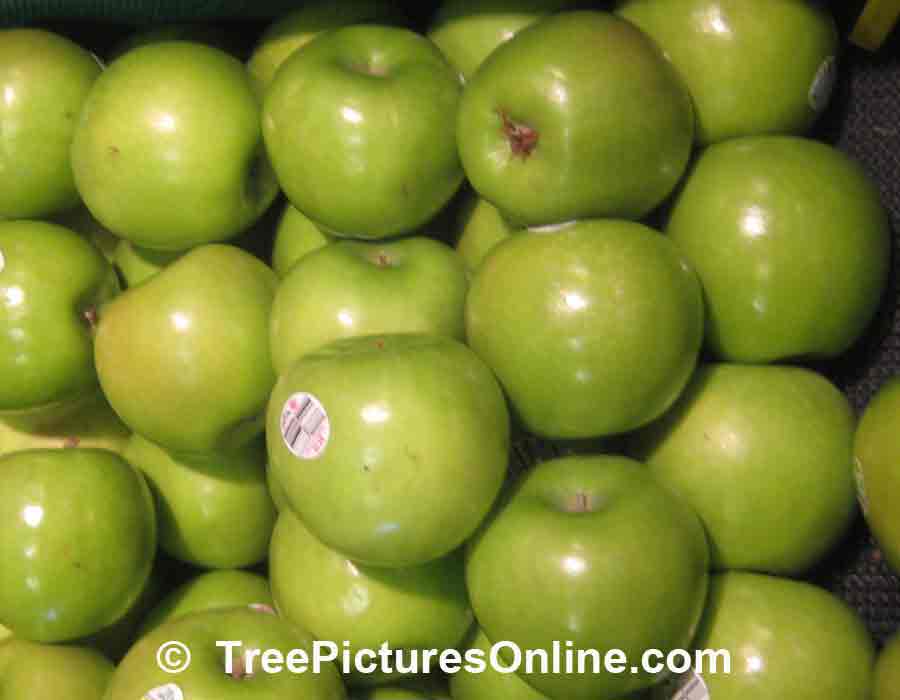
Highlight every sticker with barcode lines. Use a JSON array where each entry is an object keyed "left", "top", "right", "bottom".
[
  {"left": 664, "top": 671, "right": 709, "bottom": 700},
  {"left": 143, "top": 684, "right": 183, "bottom": 700},
  {"left": 281, "top": 392, "right": 330, "bottom": 459}
]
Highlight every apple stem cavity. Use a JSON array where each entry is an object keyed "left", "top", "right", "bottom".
[
  {"left": 498, "top": 110, "right": 539, "bottom": 159},
  {"left": 564, "top": 491, "right": 599, "bottom": 514},
  {"left": 81, "top": 305, "right": 99, "bottom": 331}
]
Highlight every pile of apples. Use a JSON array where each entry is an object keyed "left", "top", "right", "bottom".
[{"left": 0, "top": 1, "right": 899, "bottom": 699}]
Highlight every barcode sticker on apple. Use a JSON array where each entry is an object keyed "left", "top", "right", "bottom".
[
  {"left": 281, "top": 392, "right": 330, "bottom": 459},
  {"left": 248, "top": 602, "right": 276, "bottom": 615},
  {"left": 658, "top": 671, "right": 709, "bottom": 700},
  {"left": 143, "top": 684, "right": 183, "bottom": 700},
  {"left": 808, "top": 56, "right": 837, "bottom": 112}
]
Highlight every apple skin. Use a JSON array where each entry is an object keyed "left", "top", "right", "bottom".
[
  {"left": 629, "top": 363, "right": 857, "bottom": 575},
  {"left": 272, "top": 203, "right": 334, "bottom": 277},
  {"left": 875, "top": 632, "right": 900, "bottom": 700},
  {"left": 466, "top": 220, "right": 703, "bottom": 439},
  {"left": 124, "top": 434, "right": 276, "bottom": 569},
  {"left": 263, "top": 25, "right": 464, "bottom": 239},
  {"left": 457, "top": 11, "right": 693, "bottom": 226},
  {"left": 95, "top": 244, "right": 277, "bottom": 455},
  {"left": 0, "top": 29, "right": 101, "bottom": 218},
  {"left": 52, "top": 206, "right": 120, "bottom": 262},
  {"left": 270, "top": 236, "right": 468, "bottom": 374},
  {"left": 854, "top": 377, "right": 900, "bottom": 574},
  {"left": 270, "top": 508, "right": 473, "bottom": 686},
  {"left": 140, "top": 569, "right": 273, "bottom": 637},
  {"left": 248, "top": 0, "right": 405, "bottom": 92},
  {"left": 113, "top": 239, "right": 184, "bottom": 288},
  {"left": 350, "top": 679, "right": 450, "bottom": 700},
  {"left": 617, "top": 0, "right": 839, "bottom": 145},
  {"left": 686, "top": 572, "right": 874, "bottom": 699},
  {"left": 453, "top": 194, "right": 515, "bottom": 271},
  {"left": 105, "top": 607, "right": 347, "bottom": 700},
  {"left": 71, "top": 42, "right": 279, "bottom": 251},
  {"left": 450, "top": 627, "right": 550, "bottom": 700},
  {"left": 0, "top": 638, "right": 114, "bottom": 699},
  {"left": 0, "top": 220, "right": 118, "bottom": 416},
  {"left": 428, "top": 0, "right": 579, "bottom": 82},
  {"left": 467, "top": 455, "right": 708, "bottom": 699},
  {"left": 267, "top": 333, "right": 509, "bottom": 567},
  {"left": 666, "top": 136, "right": 890, "bottom": 363},
  {"left": 0, "top": 448, "right": 156, "bottom": 643}
]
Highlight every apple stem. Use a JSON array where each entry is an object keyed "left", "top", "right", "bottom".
[
  {"left": 565, "top": 491, "right": 597, "bottom": 513},
  {"left": 498, "top": 110, "right": 539, "bottom": 159},
  {"left": 82, "top": 306, "right": 99, "bottom": 330},
  {"left": 375, "top": 252, "right": 391, "bottom": 267},
  {"left": 230, "top": 653, "right": 253, "bottom": 680}
]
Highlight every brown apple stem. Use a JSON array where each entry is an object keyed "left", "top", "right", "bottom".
[
  {"left": 375, "top": 252, "right": 392, "bottom": 267},
  {"left": 82, "top": 306, "right": 98, "bottom": 330},
  {"left": 230, "top": 652, "right": 254, "bottom": 680},
  {"left": 564, "top": 491, "right": 598, "bottom": 513},
  {"left": 62, "top": 436, "right": 81, "bottom": 448},
  {"left": 498, "top": 110, "right": 539, "bottom": 159}
]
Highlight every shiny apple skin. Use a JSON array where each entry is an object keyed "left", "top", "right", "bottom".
[
  {"left": 617, "top": 0, "right": 839, "bottom": 145},
  {"left": 690, "top": 572, "right": 874, "bottom": 699},
  {"left": 466, "top": 220, "right": 703, "bottom": 439},
  {"left": 667, "top": 136, "right": 890, "bottom": 363},
  {"left": 875, "top": 632, "right": 900, "bottom": 700},
  {"left": 0, "top": 449, "right": 156, "bottom": 643},
  {"left": 453, "top": 194, "right": 515, "bottom": 272},
  {"left": 272, "top": 203, "right": 333, "bottom": 277},
  {"left": 0, "top": 638, "right": 114, "bottom": 700}
]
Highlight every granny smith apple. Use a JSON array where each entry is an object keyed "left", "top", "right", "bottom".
[
  {"left": 854, "top": 377, "right": 900, "bottom": 574},
  {"left": 72, "top": 42, "right": 279, "bottom": 250},
  {"left": 428, "top": 0, "right": 578, "bottom": 81},
  {"left": 679, "top": 572, "right": 874, "bottom": 699},
  {"left": 272, "top": 202, "right": 333, "bottom": 277},
  {"left": 618, "top": 0, "right": 839, "bottom": 145},
  {"left": 0, "top": 638, "right": 113, "bottom": 699},
  {"left": 466, "top": 219, "right": 703, "bottom": 439},
  {"left": 0, "top": 625, "right": 9, "bottom": 642},
  {"left": 875, "top": 631, "right": 900, "bottom": 700},
  {"left": 105, "top": 607, "right": 347, "bottom": 700},
  {"left": 270, "top": 508, "right": 472, "bottom": 686},
  {"left": 667, "top": 136, "right": 890, "bottom": 363},
  {"left": 457, "top": 11, "right": 693, "bottom": 226},
  {"left": 0, "top": 220, "right": 118, "bottom": 416},
  {"left": 629, "top": 363, "right": 857, "bottom": 575},
  {"left": 268, "top": 462, "right": 290, "bottom": 512},
  {"left": 52, "top": 206, "right": 120, "bottom": 262},
  {"left": 267, "top": 333, "right": 509, "bottom": 567},
  {"left": 124, "top": 434, "right": 276, "bottom": 568},
  {"left": 450, "top": 628, "right": 549, "bottom": 700},
  {"left": 248, "top": 0, "right": 405, "bottom": 92},
  {"left": 140, "top": 569, "right": 273, "bottom": 636},
  {"left": 95, "top": 244, "right": 277, "bottom": 454},
  {"left": 453, "top": 193, "right": 515, "bottom": 271},
  {"left": 467, "top": 455, "right": 709, "bottom": 699},
  {"left": 0, "top": 448, "right": 156, "bottom": 642},
  {"left": 263, "top": 25, "right": 463, "bottom": 239},
  {"left": 271, "top": 237, "right": 468, "bottom": 374},
  {"left": 351, "top": 679, "right": 451, "bottom": 699},
  {"left": 113, "top": 239, "right": 184, "bottom": 288},
  {"left": 0, "top": 29, "right": 101, "bottom": 218}
]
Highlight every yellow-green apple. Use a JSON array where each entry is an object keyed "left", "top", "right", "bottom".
[
  {"left": 95, "top": 244, "right": 277, "bottom": 454},
  {"left": 0, "top": 221, "right": 118, "bottom": 418},
  {"left": 104, "top": 607, "right": 346, "bottom": 700},
  {"left": 124, "top": 434, "right": 276, "bottom": 568},
  {"left": 630, "top": 363, "right": 857, "bottom": 575},
  {"left": 72, "top": 42, "right": 279, "bottom": 251},
  {"left": 270, "top": 508, "right": 472, "bottom": 686},
  {"left": 457, "top": 11, "right": 693, "bottom": 226},
  {"left": 0, "top": 29, "right": 101, "bottom": 218},
  {"left": 267, "top": 333, "right": 509, "bottom": 566},
  {"left": 350, "top": 679, "right": 451, "bottom": 699},
  {"left": 0, "top": 448, "right": 156, "bottom": 642},
  {"left": 272, "top": 202, "right": 333, "bottom": 277},
  {"left": 0, "top": 638, "right": 113, "bottom": 699},
  {"left": 875, "top": 632, "right": 900, "bottom": 700},
  {"left": 617, "top": 0, "right": 839, "bottom": 145},
  {"left": 681, "top": 572, "right": 874, "bottom": 699},
  {"left": 52, "top": 206, "right": 120, "bottom": 262},
  {"left": 453, "top": 193, "right": 515, "bottom": 271},
  {"left": 263, "top": 26, "right": 463, "bottom": 239},
  {"left": 466, "top": 219, "right": 703, "bottom": 438},
  {"left": 666, "top": 136, "right": 890, "bottom": 363},
  {"left": 270, "top": 237, "right": 468, "bottom": 374},
  {"left": 113, "top": 239, "right": 184, "bottom": 288},
  {"left": 467, "top": 455, "right": 709, "bottom": 699}
]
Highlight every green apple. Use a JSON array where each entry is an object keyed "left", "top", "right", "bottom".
[
  {"left": 113, "top": 239, "right": 184, "bottom": 288},
  {"left": 124, "top": 434, "right": 276, "bottom": 568},
  {"left": 270, "top": 508, "right": 472, "bottom": 686},
  {"left": 629, "top": 363, "right": 857, "bottom": 575},
  {"left": 0, "top": 220, "right": 118, "bottom": 416},
  {"left": 0, "top": 29, "right": 101, "bottom": 218},
  {"left": 268, "top": 463, "right": 290, "bottom": 512},
  {"left": 457, "top": 11, "right": 693, "bottom": 226},
  {"left": 351, "top": 678, "right": 451, "bottom": 699},
  {"left": 666, "top": 136, "right": 890, "bottom": 363},
  {"left": 450, "top": 628, "right": 549, "bottom": 700},
  {"left": 140, "top": 569, "right": 273, "bottom": 636},
  {"left": 0, "top": 638, "right": 113, "bottom": 699},
  {"left": 0, "top": 448, "right": 156, "bottom": 642},
  {"left": 95, "top": 244, "right": 277, "bottom": 454},
  {"left": 52, "top": 206, "right": 120, "bottom": 262},
  {"left": 466, "top": 220, "right": 703, "bottom": 439},
  {"left": 467, "top": 455, "right": 709, "bottom": 699},
  {"left": 428, "top": 0, "right": 578, "bottom": 81},
  {"left": 72, "top": 42, "right": 279, "bottom": 251},
  {"left": 263, "top": 25, "right": 463, "bottom": 239},
  {"left": 272, "top": 202, "right": 334, "bottom": 277},
  {"left": 248, "top": 0, "right": 405, "bottom": 92},
  {"left": 105, "top": 607, "right": 347, "bottom": 700},
  {"left": 854, "top": 377, "right": 900, "bottom": 574},
  {"left": 267, "top": 333, "right": 509, "bottom": 567},
  {"left": 875, "top": 632, "right": 900, "bottom": 700},
  {"left": 453, "top": 193, "right": 515, "bottom": 271},
  {"left": 617, "top": 0, "right": 839, "bottom": 145},
  {"left": 0, "top": 625, "right": 9, "bottom": 642},
  {"left": 271, "top": 237, "right": 468, "bottom": 374},
  {"left": 679, "top": 572, "right": 874, "bottom": 699}
]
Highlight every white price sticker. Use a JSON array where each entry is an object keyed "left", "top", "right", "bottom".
[
  {"left": 657, "top": 671, "right": 709, "bottom": 700},
  {"left": 143, "top": 684, "right": 184, "bottom": 700},
  {"left": 808, "top": 56, "right": 837, "bottom": 112},
  {"left": 280, "top": 392, "right": 330, "bottom": 459}
]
